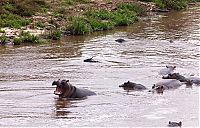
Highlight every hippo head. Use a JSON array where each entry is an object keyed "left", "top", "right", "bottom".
[
  {"left": 119, "top": 81, "right": 135, "bottom": 88},
  {"left": 168, "top": 121, "right": 182, "bottom": 127},
  {"left": 52, "top": 79, "right": 74, "bottom": 98},
  {"left": 152, "top": 84, "right": 164, "bottom": 93},
  {"left": 166, "top": 65, "right": 176, "bottom": 69}
]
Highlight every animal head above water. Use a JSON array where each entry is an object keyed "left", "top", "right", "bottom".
[{"left": 52, "top": 79, "right": 74, "bottom": 98}]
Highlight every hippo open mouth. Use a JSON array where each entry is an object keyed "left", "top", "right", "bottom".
[
  {"left": 54, "top": 86, "right": 62, "bottom": 95},
  {"left": 52, "top": 80, "right": 63, "bottom": 95}
]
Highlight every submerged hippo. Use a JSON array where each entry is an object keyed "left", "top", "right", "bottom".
[
  {"left": 188, "top": 77, "right": 200, "bottom": 85},
  {"left": 115, "top": 38, "right": 125, "bottom": 43},
  {"left": 159, "top": 66, "right": 176, "bottom": 77},
  {"left": 152, "top": 79, "right": 183, "bottom": 93},
  {"left": 168, "top": 121, "right": 182, "bottom": 127},
  {"left": 84, "top": 57, "right": 99, "bottom": 63},
  {"left": 162, "top": 73, "right": 192, "bottom": 86},
  {"left": 119, "top": 81, "right": 147, "bottom": 91},
  {"left": 52, "top": 79, "right": 96, "bottom": 98}
]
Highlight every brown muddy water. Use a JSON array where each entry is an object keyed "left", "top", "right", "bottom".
[{"left": 0, "top": 6, "right": 200, "bottom": 127}]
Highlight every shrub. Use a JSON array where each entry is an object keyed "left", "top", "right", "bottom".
[
  {"left": 19, "top": 31, "right": 44, "bottom": 44},
  {"left": 70, "top": 17, "right": 92, "bottom": 35},
  {"left": 36, "top": 21, "right": 45, "bottom": 28},
  {"left": 0, "top": 35, "right": 7, "bottom": 44},
  {"left": 0, "top": 0, "right": 49, "bottom": 16},
  {"left": 0, "top": 13, "right": 32, "bottom": 28},
  {"left": 13, "top": 37, "right": 23, "bottom": 45},
  {"left": 48, "top": 30, "right": 62, "bottom": 40}
]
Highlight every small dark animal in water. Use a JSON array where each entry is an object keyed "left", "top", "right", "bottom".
[
  {"left": 119, "top": 81, "right": 147, "bottom": 91},
  {"left": 115, "top": 38, "right": 125, "bottom": 43},
  {"left": 168, "top": 121, "right": 182, "bottom": 127},
  {"left": 84, "top": 57, "right": 99, "bottom": 63},
  {"left": 52, "top": 79, "right": 96, "bottom": 98},
  {"left": 162, "top": 73, "right": 193, "bottom": 86}
]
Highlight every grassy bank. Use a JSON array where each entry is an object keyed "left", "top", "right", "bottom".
[{"left": 0, "top": 0, "right": 198, "bottom": 45}]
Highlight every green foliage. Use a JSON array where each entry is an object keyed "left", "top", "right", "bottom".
[
  {"left": 0, "top": 0, "right": 49, "bottom": 16},
  {"left": 63, "top": 0, "right": 91, "bottom": 5},
  {"left": 117, "top": 3, "right": 146, "bottom": 16},
  {"left": 88, "top": 18, "right": 114, "bottom": 31},
  {"left": 0, "top": 29, "right": 5, "bottom": 33},
  {"left": 70, "top": 17, "right": 92, "bottom": 35},
  {"left": 19, "top": 31, "right": 44, "bottom": 44},
  {"left": 0, "top": 13, "right": 32, "bottom": 28},
  {"left": 140, "top": 0, "right": 189, "bottom": 10},
  {"left": 13, "top": 37, "right": 23, "bottom": 45},
  {"left": 36, "top": 21, "right": 45, "bottom": 28},
  {"left": 68, "top": 3, "right": 144, "bottom": 35},
  {"left": 48, "top": 30, "right": 62, "bottom": 40},
  {"left": 0, "top": 35, "right": 7, "bottom": 44}
]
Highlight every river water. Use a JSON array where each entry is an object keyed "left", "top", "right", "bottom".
[{"left": 0, "top": 5, "right": 199, "bottom": 127}]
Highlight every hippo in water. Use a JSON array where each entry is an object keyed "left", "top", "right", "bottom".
[
  {"left": 119, "top": 81, "right": 147, "bottom": 91},
  {"left": 159, "top": 66, "right": 176, "bottom": 77},
  {"left": 84, "top": 57, "right": 99, "bottom": 63},
  {"left": 52, "top": 79, "right": 96, "bottom": 98},
  {"left": 168, "top": 121, "right": 182, "bottom": 127},
  {"left": 162, "top": 73, "right": 192, "bottom": 86},
  {"left": 115, "top": 38, "right": 125, "bottom": 43},
  {"left": 152, "top": 79, "right": 183, "bottom": 93},
  {"left": 188, "top": 77, "right": 200, "bottom": 85}
]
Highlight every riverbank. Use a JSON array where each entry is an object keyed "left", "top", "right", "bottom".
[{"left": 0, "top": 0, "right": 199, "bottom": 45}]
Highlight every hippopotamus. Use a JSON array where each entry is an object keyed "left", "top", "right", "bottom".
[
  {"left": 115, "top": 38, "right": 125, "bottom": 43},
  {"left": 162, "top": 73, "right": 192, "bottom": 86},
  {"left": 168, "top": 121, "right": 182, "bottom": 127},
  {"left": 119, "top": 81, "right": 147, "bottom": 91},
  {"left": 152, "top": 79, "right": 183, "bottom": 93},
  {"left": 188, "top": 77, "right": 200, "bottom": 85},
  {"left": 159, "top": 66, "right": 176, "bottom": 77},
  {"left": 52, "top": 79, "right": 96, "bottom": 98},
  {"left": 84, "top": 57, "right": 99, "bottom": 63}
]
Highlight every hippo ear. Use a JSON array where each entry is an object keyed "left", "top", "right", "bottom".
[
  {"left": 67, "top": 80, "right": 69, "bottom": 82},
  {"left": 128, "top": 81, "right": 130, "bottom": 83},
  {"left": 152, "top": 84, "right": 155, "bottom": 89},
  {"left": 173, "top": 66, "right": 176, "bottom": 69},
  {"left": 169, "top": 121, "right": 171, "bottom": 124},
  {"left": 166, "top": 66, "right": 169, "bottom": 68}
]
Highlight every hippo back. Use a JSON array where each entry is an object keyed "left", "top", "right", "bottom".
[
  {"left": 71, "top": 87, "right": 96, "bottom": 98},
  {"left": 155, "top": 79, "right": 183, "bottom": 89}
]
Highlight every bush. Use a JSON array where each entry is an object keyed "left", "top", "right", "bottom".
[
  {"left": 0, "top": 13, "right": 32, "bottom": 28},
  {"left": 0, "top": 35, "right": 7, "bottom": 44},
  {"left": 36, "top": 21, "right": 45, "bottom": 28},
  {"left": 0, "top": 0, "right": 49, "bottom": 16},
  {"left": 70, "top": 17, "right": 92, "bottom": 35},
  {"left": 48, "top": 30, "right": 62, "bottom": 40},
  {"left": 13, "top": 37, "right": 23, "bottom": 45},
  {"left": 68, "top": 3, "right": 144, "bottom": 35},
  {"left": 19, "top": 31, "right": 44, "bottom": 44}
]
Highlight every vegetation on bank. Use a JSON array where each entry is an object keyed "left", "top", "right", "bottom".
[
  {"left": 140, "top": 0, "right": 191, "bottom": 10},
  {"left": 69, "top": 3, "right": 145, "bottom": 35},
  {"left": 0, "top": 0, "right": 199, "bottom": 45}
]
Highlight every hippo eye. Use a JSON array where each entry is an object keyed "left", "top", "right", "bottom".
[{"left": 152, "top": 84, "right": 155, "bottom": 89}]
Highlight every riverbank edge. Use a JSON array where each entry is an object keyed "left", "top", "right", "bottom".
[{"left": 0, "top": 1, "right": 199, "bottom": 46}]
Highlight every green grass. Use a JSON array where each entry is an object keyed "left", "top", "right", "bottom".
[
  {"left": 18, "top": 31, "right": 44, "bottom": 44},
  {"left": 68, "top": 3, "right": 144, "bottom": 35},
  {"left": 0, "top": 13, "right": 32, "bottom": 29},
  {"left": 140, "top": 0, "right": 189, "bottom": 10}
]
